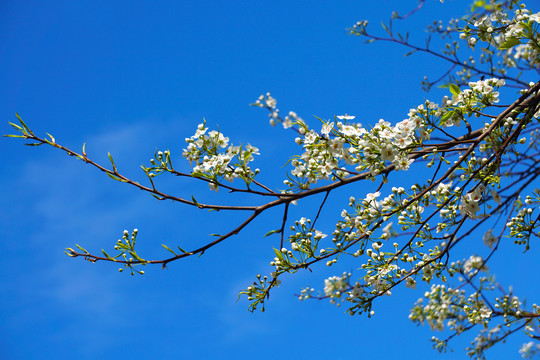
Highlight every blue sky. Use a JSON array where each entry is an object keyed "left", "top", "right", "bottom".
[{"left": 1, "top": 1, "right": 539, "bottom": 359}]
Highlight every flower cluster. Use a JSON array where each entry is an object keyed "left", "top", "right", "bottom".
[
  {"left": 281, "top": 111, "right": 430, "bottom": 189},
  {"left": 463, "top": 255, "right": 488, "bottom": 275},
  {"left": 520, "top": 341, "right": 540, "bottom": 359},
  {"left": 182, "top": 122, "right": 260, "bottom": 191},
  {"left": 506, "top": 204, "right": 538, "bottom": 248},
  {"left": 459, "top": 184, "right": 486, "bottom": 219},
  {"left": 410, "top": 264, "right": 494, "bottom": 331},
  {"left": 461, "top": 5, "right": 540, "bottom": 69},
  {"left": 280, "top": 75, "right": 509, "bottom": 192},
  {"left": 483, "top": 229, "right": 498, "bottom": 248},
  {"left": 410, "top": 284, "right": 469, "bottom": 331},
  {"left": 324, "top": 272, "right": 351, "bottom": 298},
  {"left": 438, "top": 79, "right": 505, "bottom": 128}
]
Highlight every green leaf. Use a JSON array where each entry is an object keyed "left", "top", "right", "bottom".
[
  {"left": 101, "top": 249, "right": 115, "bottom": 261},
  {"left": 449, "top": 84, "right": 461, "bottom": 96},
  {"left": 16, "top": 113, "right": 30, "bottom": 132},
  {"left": 23, "top": 142, "right": 43, "bottom": 146},
  {"left": 106, "top": 172, "right": 122, "bottom": 181},
  {"left": 499, "top": 38, "right": 521, "bottom": 50},
  {"left": 471, "top": 0, "right": 487, "bottom": 11},
  {"left": 108, "top": 152, "right": 117, "bottom": 172},
  {"left": 3, "top": 134, "right": 25, "bottom": 138},
  {"left": 177, "top": 246, "right": 189, "bottom": 254},
  {"left": 440, "top": 111, "right": 455, "bottom": 123},
  {"left": 403, "top": 50, "right": 417, "bottom": 57},
  {"left": 264, "top": 229, "right": 281, "bottom": 237},
  {"left": 8, "top": 121, "right": 23, "bottom": 131},
  {"left": 129, "top": 251, "right": 145, "bottom": 263},
  {"left": 161, "top": 244, "right": 177, "bottom": 256},
  {"left": 46, "top": 133, "right": 56, "bottom": 144},
  {"left": 75, "top": 244, "right": 89, "bottom": 254},
  {"left": 273, "top": 248, "right": 286, "bottom": 264},
  {"left": 380, "top": 21, "right": 390, "bottom": 34},
  {"left": 521, "top": 22, "right": 532, "bottom": 34},
  {"left": 107, "top": 173, "right": 120, "bottom": 181}
]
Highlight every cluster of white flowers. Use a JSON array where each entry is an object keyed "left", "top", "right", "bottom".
[
  {"left": 520, "top": 341, "right": 540, "bottom": 359},
  {"left": 462, "top": 5, "right": 540, "bottom": 68},
  {"left": 483, "top": 229, "right": 497, "bottom": 248},
  {"left": 501, "top": 8, "right": 540, "bottom": 67},
  {"left": 183, "top": 122, "right": 260, "bottom": 191},
  {"left": 465, "top": 78, "right": 504, "bottom": 104},
  {"left": 467, "top": 325, "right": 503, "bottom": 358},
  {"left": 286, "top": 76, "right": 508, "bottom": 190},
  {"left": 298, "top": 286, "right": 314, "bottom": 301},
  {"left": 438, "top": 78, "right": 505, "bottom": 128},
  {"left": 284, "top": 111, "right": 430, "bottom": 189},
  {"left": 253, "top": 92, "right": 299, "bottom": 128},
  {"left": 364, "top": 263, "right": 399, "bottom": 294},
  {"left": 410, "top": 284, "right": 467, "bottom": 331},
  {"left": 348, "top": 281, "right": 365, "bottom": 299},
  {"left": 350, "top": 20, "right": 369, "bottom": 35},
  {"left": 463, "top": 255, "right": 488, "bottom": 275},
  {"left": 255, "top": 76, "right": 511, "bottom": 194},
  {"left": 410, "top": 276, "right": 498, "bottom": 339},
  {"left": 459, "top": 184, "right": 485, "bottom": 218},
  {"left": 506, "top": 204, "right": 537, "bottom": 246},
  {"left": 357, "top": 117, "right": 421, "bottom": 172},
  {"left": 288, "top": 217, "right": 327, "bottom": 256},
  {"left": 324, "top": 272, "right": 351, "bottom": 298}
]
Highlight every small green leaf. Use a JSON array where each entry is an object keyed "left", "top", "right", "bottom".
[
  {"left": 471, "top": 0, "right": 486, "bottom": 11},
  {"left": 440, "top": 111, "right": 455, "bottom": 123},
  {"left": 499, "top": 38, "right": 521, "bottom": 50},
  {"left": 24, "top": 142, "right": 43, "bottom": 146},
  {"left": 8, "top": 121, "right": 23, "bottom": 131},
  {"left": 65, "top": 248, "right": 77, "bottom": 257},
  {"left": 449, "top": 84, "right": 461, "bottom": 96},
  {"left": 75, "top": 244, "right": 89, "bottom": 254},
  {"left": 129, "top": 251, "right": 145, "bottom": 263},
  {"left": 161, "top": 244, "right": 177, "bottom": 256},
  {"left": 3, "top": 134, "right": 25, "bottom": 138},
  {"left": 264, "top": 229, "right": 281, "bottom": 237},
  {"left": 273, "top": 248, "right": 286, "bottom": 264},
  {"left": 46, "top": 133, "right": 56, "bottom": 144},
  {"left": 106, "top": 172, "right": 121, "bottom": 181},
  {"left": 403, "top": 50, "right": 417, "bottom": 57},
  {"left": 380, "top": 21, "right": 390, "bottom": 34},
  {"left": 177, "top": 246, "right": 189, "bottom": 254},
  {"left": 521, "top": 22, "right": 532, "bottom": 33},
  {"left": 108, "top": 152, "right": 117, "bottom": 172},
  {"left": 102, "top": 249, "right": 115, "bottom": 261}
]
